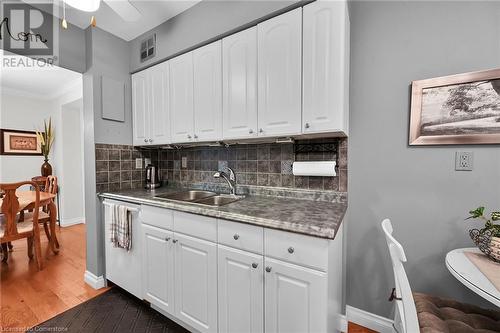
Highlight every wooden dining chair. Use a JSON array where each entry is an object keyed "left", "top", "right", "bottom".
[
  {"left": 23, "top": 176, "right": 59, "bottom": 248},
  {"left": 0, "top": 181, "right": 43, "bottom": 270}
]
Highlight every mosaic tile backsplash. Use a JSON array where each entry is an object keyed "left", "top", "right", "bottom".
[{"left": 95, "top": 138, "right": 347, "bottom": 193}]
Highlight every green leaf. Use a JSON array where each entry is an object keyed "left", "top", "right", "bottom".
[
  {"left": 467, "top": 207, "right": 485, "bottom": 219},
  {"left": 491, "top": 212, "right": 500, "bottom": 221}
]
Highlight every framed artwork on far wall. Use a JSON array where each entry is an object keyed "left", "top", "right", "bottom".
[
  {"left": 0, "top": 129, "right": 42, "bottom": 155},
  {"left": 409, "top": 68, "right": 500, "bottom": 145}
]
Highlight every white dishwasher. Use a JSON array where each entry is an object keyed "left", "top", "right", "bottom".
[{"left": 103, "top": 199, "right": 143, "bottom": 299}]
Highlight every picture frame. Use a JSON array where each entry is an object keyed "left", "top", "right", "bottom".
[
  {"left": 0, "top": 129, "right": 42, "bottom": 155},
  {"left": 409, "top": 68, "right": 500, "bottom": 145}
]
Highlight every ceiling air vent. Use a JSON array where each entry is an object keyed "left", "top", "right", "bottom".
[{"left": 140, "top": 34, "right": 156, "bottom": 62}]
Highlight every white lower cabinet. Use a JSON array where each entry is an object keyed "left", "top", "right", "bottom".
[
  {"left": 174, "top": 232, "right": 218, "bottom": 333},
  {"left": 264, "top": 258, "right": 328, "bottom": 333},
  {"left": 110, "top": 205, "right": 344, "bottom": 333},
  {"left": 218, "top": 245, "right": 264, "bottom": 333},
  {"left": 142, "top": 224, "right": 175, "bottom": 315}
]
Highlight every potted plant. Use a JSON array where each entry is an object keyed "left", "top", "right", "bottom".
[
  {"left": 36, "top": 118, "right": 55, "bottom": 177},
  {"left": 467, "top": 206, "right": 500, "bottom": 262}
]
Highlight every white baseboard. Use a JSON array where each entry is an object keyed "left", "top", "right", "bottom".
[
  {"left": 346, "top": 305, "right": 394, "bottom": 333},
  {"left": 60, "top": 217, "right": 85, "bottom": 227},
  {"left": 84, "top": 270, "right": 106, "bottom": 290},
  {"left": 336, "top": 314, "right": 348, "bottom": 332}
]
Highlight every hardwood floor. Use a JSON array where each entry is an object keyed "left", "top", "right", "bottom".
[
  {"left": 0, "top": 224, "right": 108, "bottom": 330},
  {"left": 348, "top": 322, "right": 378, "bottom": 333}
]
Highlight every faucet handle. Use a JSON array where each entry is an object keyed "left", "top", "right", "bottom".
[{"left": 226, "top": 167, "right": 236, "bottom": 181}]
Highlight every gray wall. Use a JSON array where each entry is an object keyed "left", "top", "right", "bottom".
[
  {"left": 129, "top": 0, "right": 305, "bottom": 72},
  {"left": 348, "top": 1, "right": 500, "bottom": 318},
  {"left": 84, "top": 27, "right": 132, "bottom": 277}
]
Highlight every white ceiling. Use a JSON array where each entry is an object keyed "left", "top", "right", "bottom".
[
  {"left": 0, "top": 52, "right": 82, "bottom": 100},
  {"left": 30, "top": 0, "right": 201, "bottom": 41}
]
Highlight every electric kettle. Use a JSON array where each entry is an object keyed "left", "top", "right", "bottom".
[{"left": 145, "top": 164, "right": 161, "bottom": 189}]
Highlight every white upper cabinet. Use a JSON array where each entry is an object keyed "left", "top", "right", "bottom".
[
  {"left": 169, "top": 52, "right": 195, "bottom": 143},
  {"left": 132, "top": 63, "right": 169, "bottom": 146},
  {"left": 264, "top": 258, "right": 328, "bottom": 333},
  {"left": 132, "top": 71, "right": 149, "bottom": 146},
  {"left": 222, "top": 27, "right": 258, "bottom": 140},
  {"left": 303, "top": 0, "right": 349, "bottom": 135},
  {"left": 257, "top": 8, "right": 302, "bottom": 137},
  {"left": 193, "top": 41, "right": 223, "bottom": 142},
  {"left": 174, "top": 233, "right": 218, "bottom": 333},
  {"left": 148, "top": 63, "right": 170, "bottom": 145},
  {"left": 218, "top": 245, "right": 264, "bottom": 333}
]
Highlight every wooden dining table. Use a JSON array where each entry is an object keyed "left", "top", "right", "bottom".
[{"left": 0, "top": 190, "right": 59, "bottom": 256}]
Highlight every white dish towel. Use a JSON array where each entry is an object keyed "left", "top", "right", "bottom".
[{"left": 110, "top": 204, "right": 132, "bottom": 251}]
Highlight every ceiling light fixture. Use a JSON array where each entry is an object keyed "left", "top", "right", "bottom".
[{"left": 64, "top": 0, "right": 101, "bottom": 12}]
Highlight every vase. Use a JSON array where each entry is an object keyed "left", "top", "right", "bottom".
[{"left": 41, "top": 159, "right": 52, "bottom": 177}]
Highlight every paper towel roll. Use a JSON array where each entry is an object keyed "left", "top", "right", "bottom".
[{"left": 292, "top": 161, "right": 337, "bottom": 177}]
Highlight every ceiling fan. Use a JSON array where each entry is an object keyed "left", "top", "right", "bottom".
[{"left": 61, "top": 0, "right": 141, "bottom": 29}]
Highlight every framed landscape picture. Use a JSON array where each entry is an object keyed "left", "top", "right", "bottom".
[
  {"left": 409, "top": 68, "right": 500, "bottom": 145},
  {"left": 0, "top": 129, "right": 42, "bottom": 155}
]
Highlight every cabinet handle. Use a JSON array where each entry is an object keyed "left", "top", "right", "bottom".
[
  {"left": 259, "top": 128, "right": 264, "bottom": 133},
  {"left": 265, "top": 266, "right": 272, "bottom": 273},
  {"left": 165, "top": 237, "right": 171, "bottom": 242},
  {"left": 144, "top": 139, "right": 148, "bottom": 143},
  {"left": 252, "top": 263, "right": 258, "bottom": 269},
  {"left": 172, "top": 239, "right": 178, "bottom": 243},
  {"left": 194, "top": 134, "right": 198, "bottom": 139},
  {"left": 233, "top": 234, "right": 239, "bottom": 240},
  {"left": 305, "top": 123, "right": 310, "bottom": 129},
  {"left": 248, "top": 129, "right": 253, "bottom": 134},
  {"left": 288, "top": 247, "right": 295, "bottom": 254},
  {"left": 187, "top": 134, "right": 192, "bottom": 139},
  {"left": 149, "top": 139, "right": 153, "bottom": 143}
]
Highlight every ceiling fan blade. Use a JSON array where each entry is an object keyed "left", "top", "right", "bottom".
[{"left": 104, "top": 0, "right": 141, "bottom": 22}]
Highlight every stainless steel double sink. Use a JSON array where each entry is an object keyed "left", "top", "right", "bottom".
[{"left": 154, "top": 190, "right": 244, "bottom": 207}]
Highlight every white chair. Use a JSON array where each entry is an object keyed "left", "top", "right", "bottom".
[{"left": 381, "top": 219, "right": 500, "bottom": 333}]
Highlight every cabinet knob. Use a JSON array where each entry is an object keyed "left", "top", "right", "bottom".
[
  {"left": 187, "top": 134, "right": 192, "bottom": 139},
  {"left": 194, "top": 134, "right": 198, "bottom": 139},
  {"left": 259, "top": 128, "right": 264, "bottom": 133},
  {"left": 252, "top": 263, "right": 258, "bottom": 269},
  {"left": 144, "top": 139, "right": 148, "bottom": 143},
  {"left": 233, "top": 234, "right": 240, "bottom": 240},
  {"left": 149, "top": 139, "right": 153, "bottom": 143},
  {"left": 165, "top": 237, "right": 171, "bottom": 242},
  {"left": 248, "top": 129, "right": 254, "bottom": 134},
  {"left": 172, "top": 239, "right": 178, "bottom": 243},
  {"left": 288, "top": 247, "right": 295, "bottom": 254},
  {"left": 265, "top": 266, "right": 272, "bottom": 273},
  {"left": 305, "top": 123, "right": 310, "bottom": 129}
]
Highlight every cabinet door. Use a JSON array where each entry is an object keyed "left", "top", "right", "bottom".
[
  {"left": 303, "top": 0, "right": 348, "bottom": 134},
  {"left": 174, "top": 233, "right": 217, "bottom": 333},
  {"left": 149, "top": 63, "right": 170, "bottom": 145},
  {"left": 142, "top": 224, "right": 175, "bottom": 315},
  {"left": 132, "top": 71, "right": 149, "bottom": 146},
  {"left": 264, "top": 258, "right": 327, "bottom": 333},
  {"left": 257, "top": 8, "right": 302, "bottom": 137},
  {"left": 218, "top": 245, "right": 263, "bottom": 333},
  {"left": 222, "top": 27, "right": 258, "bottom": 140},
  {"left": 193, "top": 41, "right": 222, "bottom": 142},
  {"left": 169, "top": 53, "right": 194, "bottom": 143}
]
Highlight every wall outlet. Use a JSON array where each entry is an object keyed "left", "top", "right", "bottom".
[
  {"left": 135, "top": 158, "right": 143, "bottom": 169},
  {"left": 181, "top": 156, "right": 187, "bottom": 169},
  {"left": 144, "top": 158, "right": 151, "bottom": 166},
  {"left": 455, "top": 151, "right": 473, "bottom": 171}
]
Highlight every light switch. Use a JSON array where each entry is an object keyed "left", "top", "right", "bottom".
[{"left": 135, "top": 158, "right": 142, "bottom": 169}]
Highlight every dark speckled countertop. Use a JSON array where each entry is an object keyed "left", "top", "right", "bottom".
[{"left": 99, "top": 185, "right": 347, "bottom": 239}]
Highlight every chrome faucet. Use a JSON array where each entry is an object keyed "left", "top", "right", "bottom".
[{"left": 214, "top": 167, "right": 236, "bottom": 195}]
